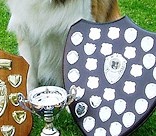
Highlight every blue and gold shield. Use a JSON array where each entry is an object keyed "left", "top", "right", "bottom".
[{"left": 63, "top": 16, "right": 156, "bottom": 136}]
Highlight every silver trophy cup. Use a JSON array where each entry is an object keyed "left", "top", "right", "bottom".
[{"left": 17, "top": 86, "right": 77, "bottom": 136}]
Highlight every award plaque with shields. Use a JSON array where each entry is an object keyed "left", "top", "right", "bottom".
[
  {"left": 63, "top": 16, "right": 156, "bottom": 136},
  {"left": 0, "top": 52, "right": 77, "bottom": 136},
  {"left": 0, "top": 50, "right": 32, "bottom": 136}
]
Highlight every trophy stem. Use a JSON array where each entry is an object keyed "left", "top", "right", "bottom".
[{"left": 41, "top": 111, "right": 60, "bottom": 136}]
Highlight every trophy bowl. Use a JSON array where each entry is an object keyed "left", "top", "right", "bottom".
[{"left": 17, "top": 86, "right": 77, "bottom": 136}]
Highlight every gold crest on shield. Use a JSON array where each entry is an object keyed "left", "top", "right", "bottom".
[
  {"left": 12, "top": 111, "right": 26, "bottom": 124},
  {"left": 1, "top": 125, "right": 15, "bottom": 136}
]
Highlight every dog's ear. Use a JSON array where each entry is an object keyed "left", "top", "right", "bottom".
[{"left": 92, "top": 0, "right": 120, "bottom": 23}]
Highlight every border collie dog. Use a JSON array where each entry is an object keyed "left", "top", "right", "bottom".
[{"left": 7, "top": 0, "right": 120, "bottom": 93}]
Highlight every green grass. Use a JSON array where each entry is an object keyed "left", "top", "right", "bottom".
[
  {"left": 31, "top": 110, "right": 83, "bottom": 136},
  {"left": 1, "top": 0, "right": 156, "bottom": 136},
  {"left": 119, "top": 0, "right": 156, "bottom": 32},
  {"left": 0, "top": 0, "right": 17, "bottom": 54}
]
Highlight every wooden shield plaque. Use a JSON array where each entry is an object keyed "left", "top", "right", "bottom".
[
  {"left": 0, "top": 50, "right": 32, "bottom": 136},
  {"left": 63, "top": 16, "right": 156, "bottom": 136}
]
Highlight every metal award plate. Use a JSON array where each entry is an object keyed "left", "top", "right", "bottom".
[
  {"left": 0, "top": 50, "right": 32, "bottom": 136},
  {"left": 63, "top": 16, "right": 156, "bottom": 136}
]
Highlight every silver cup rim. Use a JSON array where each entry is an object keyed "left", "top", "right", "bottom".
[{"left": 28, "top": 86, "right": 67, "bottom": 106}]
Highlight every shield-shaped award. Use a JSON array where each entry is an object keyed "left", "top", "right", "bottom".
[
  {"left": 63, "top": 16, "right": 156, "bottom": 136},
  {"left": 0, "top": 50, "right": 32, "bottom": 136}
]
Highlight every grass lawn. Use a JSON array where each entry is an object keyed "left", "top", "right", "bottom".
[{"left": 0, "top": 0, "right": 156, "bottom": 135}]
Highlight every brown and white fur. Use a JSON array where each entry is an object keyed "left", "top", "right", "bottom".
[{"left": 7, "top": 0, "right": 120, "bottom": 93}]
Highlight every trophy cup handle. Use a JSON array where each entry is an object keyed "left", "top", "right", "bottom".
[
  {"left": 17, "top": 93, "right": 35, "bottom": 114},
  {"left": 66, "top": 85, "right": 77, "bottom": 106}
]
